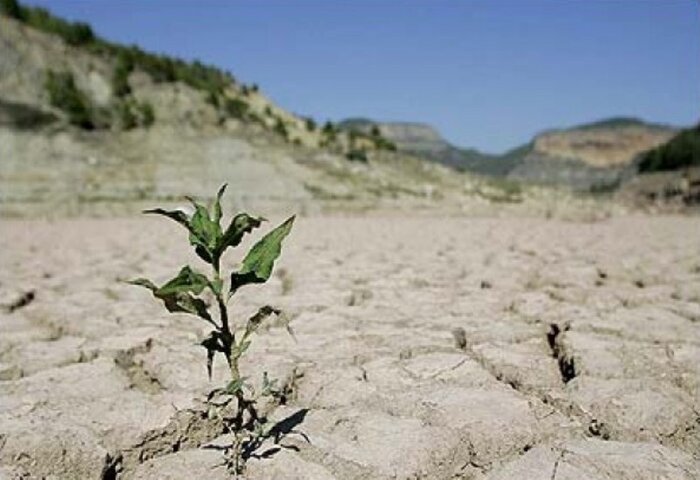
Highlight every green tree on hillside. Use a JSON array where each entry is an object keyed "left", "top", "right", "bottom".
[
  {"left": 0, "top": 0, "right": 23, "bottom": 19},
  {"left": 305, "top": 117, "right": 316, "bottom": 131},
  {"left": 639, "top": 124, "right": 700, "bottom": 173}
]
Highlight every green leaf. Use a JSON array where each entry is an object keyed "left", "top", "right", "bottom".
[
  {"left": 215, "top": 213, "right": 264, "bottom": 261},
  {"left": 186, "top": 197, "right": 221, "bottom": 263},
  {"left": 230, "top": 216, "right": 295, "bottom": 294},
  {"left": 142, "top": 208, "right": 189, "bottom": 231},
  {"left": 130, "top": 270, "right": 214, "bottom": 325},
  {"left": 160, "top": 292, "right": 213, "bottom": 323},
  {"left": 156, "top": 266, "right": 210, "bottom": 296},
  {"left": 142, "top": 207, "right": 212, "bottom": 262},
  {"left": 211, "top": 184, "right": 227, "bottom": 225}
]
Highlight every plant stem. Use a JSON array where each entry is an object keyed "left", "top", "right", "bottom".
[{"left": 212, "top": 265, "right": 238, "bottom": 380}]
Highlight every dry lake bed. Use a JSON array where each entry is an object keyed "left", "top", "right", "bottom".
[{"left": 1, "top": 214, "right": 699, "bottom": 479}]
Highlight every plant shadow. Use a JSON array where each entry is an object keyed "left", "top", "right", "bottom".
[
  {"left": 243, "top": 408, "right": 310, "bottom": 461},
  {"left": 204, "top": 408, "right": 310, "bottom": 464}
]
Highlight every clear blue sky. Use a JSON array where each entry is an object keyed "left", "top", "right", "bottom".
[{"left": 26, "top": 0, "right": 700, "bottom": 153}]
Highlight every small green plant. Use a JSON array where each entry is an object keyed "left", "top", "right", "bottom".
[{"left": 130, "top": 185, "right": 295, "bottom": 472}]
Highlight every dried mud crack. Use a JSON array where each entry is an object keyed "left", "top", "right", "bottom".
[{"left": 1, "top": 216, "right": 699, "bottom": 479}]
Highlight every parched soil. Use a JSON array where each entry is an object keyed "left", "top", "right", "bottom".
[{"left": 1, "top": 215, "right": 699, "bottom": 479}]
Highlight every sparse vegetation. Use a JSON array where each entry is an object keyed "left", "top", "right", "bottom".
[
  {"left": 638, "top": 124, "right": 700, "bottom": 173},
  {"left": 130, "top": 185, "right": 296, "bottom": 473},
  {"left": 4, "top": 1, "right": 234, "bottom": 95},
  {"left": 4, "top": 3, "right": 95, "bottom": 45},
  {"left": 44, "top": 70, "right": 94, "bottom": 129},
  {"left": 339, "top": 121, "right": 397, "bottom": 152},
  {"left": 6, "top": 1, "right": 407, "bottom": 152}
]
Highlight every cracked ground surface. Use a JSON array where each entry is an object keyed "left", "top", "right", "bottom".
[{"left": 1, "top": 215, "right": 699, "bottom": 479}]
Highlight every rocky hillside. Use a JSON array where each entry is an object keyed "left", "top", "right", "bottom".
[
  {"left": 531, "top": 118, "right": 676, "bottom": 169},
  {"left": 1, "top": 6, "right": 556, "bottom": 217},
  {"left": 617, "top": 124, "right": 700, "bottom": 207},
  {"left": 506, "top": 118, "right": 678, "bottom": 191}
]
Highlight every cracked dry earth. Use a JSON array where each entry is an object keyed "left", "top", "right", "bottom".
[{"left": 1, "top": 215, "right": 699, "bottom": 480}]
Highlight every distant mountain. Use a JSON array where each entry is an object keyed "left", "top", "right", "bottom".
[
  {"left": 338, "top": 118, "right": 518, "bottom": 176},
  {"left": 507, "top": 117, "right": 678, "bottom": 190},
  {"left": 341, "top": 117, "right": 679, "bottom": 191}
]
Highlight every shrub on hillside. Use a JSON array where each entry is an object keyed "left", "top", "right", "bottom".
[
  {"left": 274, "top": 118, "right": 289, "bottom": 140},
  {"left": 373, "top": 136, "right": 397, "bottom": 152},
  {"left": 112, "top": 54, "right": 133, "bottom": 97},
  {"left": 345, "top": 149, "right": 369, "bottom": 163},
  {"left": 114, "top": 100, "right": 155, "bottom": 130},
  {"left": 305, "top": 117, "right": 316, "bottom": 131},
  {"left": 322, "top": 121, "right": 336, "bottom": 137},
  {"left": 44, "top": 70, "right": 94, "bottom": 129},
  {"left": 224, "top": 97, "right": 249, "bottom": 119},
  {"left": 206, "top": 90, "right": 221, "bottom": 108},
  {"left": 139, "top": 101, "right": 155, "bottom": 127},
  {"left": 117, "top": 100, "right": 137, "bottom": 130}
]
